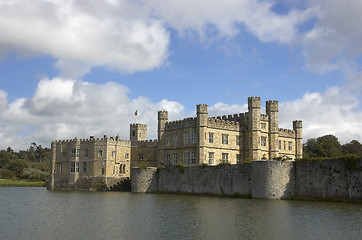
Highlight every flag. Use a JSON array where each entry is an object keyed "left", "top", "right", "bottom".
[{"left": 134, "top": 110, "right": 138, "bottom": 116}]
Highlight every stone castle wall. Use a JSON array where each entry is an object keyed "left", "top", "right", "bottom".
[{"left": 132, "top": 159, "right": 362, "bottom": 200}]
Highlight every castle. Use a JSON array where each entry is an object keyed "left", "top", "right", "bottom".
[{"left": 49, "top": 97, "right": 302, "bottom": 190}]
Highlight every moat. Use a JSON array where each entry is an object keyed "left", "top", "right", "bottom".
[{"left": 1, "top": 188, "right": 361, "bottom": 240}]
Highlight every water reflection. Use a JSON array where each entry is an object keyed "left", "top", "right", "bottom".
[{"left": 0, "top": 188, "right": 361, "bottom": 240}]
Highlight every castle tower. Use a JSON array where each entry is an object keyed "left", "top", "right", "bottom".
[
  {"left": 293, "top": 120, "right": 303, "bottom": 159},
  {"left": 48, "top": 141, "right": 56, "bottom": 190},
  {"left": 130, "top": 123, "right": 147, "bottom": 142},
  {"left": 196, "top": 104, "right": 208, "bottom": 164},
  {"left": 266, "top": 100, "right": 279, "bottom": 159},
  {"left": 248, "top": 97, "right": 261, "bottom": 160},
  {"left": 158, "top": 110, "right": 168, "bottom": 142}
]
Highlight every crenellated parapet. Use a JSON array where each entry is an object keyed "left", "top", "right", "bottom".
[
  {"left": 207, "top": 118, "right": 240, "bottom": 131},
  {"left": 278, "top": 128, "right": 295, "bottom": 138},
  {"left": 260, "top": 114, "right": 268, "bottom": 122},
  {"left": 165, "top": 117, "right": 197, "bottom": 130},
  {"left": 134, "top": 139, "right": 158, "bottom": 147},
  {"left": 53, "top": 135, "right": 130, "bottom": 145}
]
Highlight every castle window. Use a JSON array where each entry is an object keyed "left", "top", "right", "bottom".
[
  {"left": 236, "top": 154, "right": 241, "bottom": 164},
  {"left": 278, "top": 141, "right": 282, "bottom": 150},
  {"left": 288, "top": 142, "right": 293, "bottom": 151},
  {"left": 76, "top": 149, "right": 79, "bottom": 158},
  {"left": 84, "top": 149, "right": 89, "bottom": 158},
  {"left": 125, "top": 153, "right": 129, "bottom": 159},
  {"left": 60, "top": 164, "right": 63, "bottom": 173},
  {"left": 261, "top": 123, "right": 266, "bottom": 129},
  {"left": 173, "top": 153, "right": 178, "bottom": 165},
  {"left": 70, "top": 161, "right": 79, "bottom": 173},
  {"left": 183, "top": 152, "right": 195, "bottom": 164},
  {"left": 173, "top": 135, "right": 178, "bottom": 145},
  {"left": 70, "top": 162, "right": 75, "bottom": 172},
  {"left": 184, "top": 131, "right": 195, "bottom": 143},
  {"left": 209, "top": 133, "right": 214, "bottom": 143},
  {"left": 132, "top": 131, "right": 136, "bottom": 137},
  {"left": 166, "top": 136, "right": 171, "bottom": 146},
  {"left": 222, "top": 134, "right": 228, "bottom": 144},
  {"left": 98, "top": 150, "right": 103, "bottom": 157},
  {"left": 261, "top": 137, "right": 267, "bottom": 147},
  {"left": 165, "top": 154, "right": 171, "bottom": 166},
  {"left": 284, "top": 141, "right": 286, "bottom": 150},
  {"left": 62, "top": 152, "right": 66, "bottom": 158},
  {"left": 71, "top": 149, "right": 76, "bottom": 158},
  {"left": 82, "top": 162, "right": 87, "bottom": 173},
  {"left": 209, "top": 152, "right": 214, "bottom": 165},
  {"left": 236, "top": 136, "right": 240, "bottom": 145},
  {"left": 102, "top": 168, "right": 104, "bottom": 175},
  {"left": 138, "top": 154, "right": 144, "bottom": 160},
  {"left": 221, "top": 153, "right": 228, "bottom": 163}
]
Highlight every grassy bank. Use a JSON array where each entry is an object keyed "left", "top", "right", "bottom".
[{"left": 0, "top": 179, "right": 46, "bottom": 187}]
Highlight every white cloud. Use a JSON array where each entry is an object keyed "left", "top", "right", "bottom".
[
  {"left": 0, "top": 78, "right": 185, "bottom": 150},
  {"left": 0, "top": 0, "right": 170, "bottom": 78},
  {"left": 279, "top": 86, "right": 362, "bottom": 143}
]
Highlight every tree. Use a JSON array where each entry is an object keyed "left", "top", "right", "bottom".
[
  {"left": 342, "top": 140, "right": 362, "bottom": 156},
  {"left": 303, "top": 135, "right": 342, "bottom": 158}
]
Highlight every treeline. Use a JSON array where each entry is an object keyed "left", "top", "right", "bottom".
[
  {"left": 0, "top": 143, "right": 50, "bottom": 182},
  {"left": 303, "top": 135, "right": 362, "bottom": 159}
]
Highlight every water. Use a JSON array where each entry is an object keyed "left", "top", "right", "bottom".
[{"left": 0, "top": 188, "right": 361, "bottom": 240}]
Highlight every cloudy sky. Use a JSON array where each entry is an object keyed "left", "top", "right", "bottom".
[{"left": 0, "top": 0, "right": 361, "bottom": 150}]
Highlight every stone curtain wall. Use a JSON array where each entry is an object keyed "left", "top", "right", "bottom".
[
  {"left": 295, "top": 159, "right": 362, "bottom": 199},
  {"left": 132, "top": 159, "right": 362, "bottom": 200},
  {"left": 132, "top": 164, "right": 252, "bottom": 195}
]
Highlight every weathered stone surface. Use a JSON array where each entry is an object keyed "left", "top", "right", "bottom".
[
  {"left": 295, "top": 159, "right": 362, "bottom": 199},
  {"left": 251, "top": 160, "right": 295, "bottom": 199},
  {"left": 131, "top": 167, "right": 158, "bottom": 193}
]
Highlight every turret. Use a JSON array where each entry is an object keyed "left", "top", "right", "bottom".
[
  {"left": 130, "top": 123, "right": 147, "bottom": 142},
  {"left": 158, "top": 110, "right": 168, "bottom": 141},
  {"left": 248, "top": 97, "right": 261, "bottom": 160},
  {"left": 196, "top": 104, "right": 208, "bottom": 126},
  {"left": 48, "top": 141, "right": 56, "bottom": 190},
  {"left": 266, "top": 100, "right": 279, "bottom": 159},
  {"left": 293, "top": 120, "right": 303, "bottom": 159},
  {"left": 196, "top": 104, "right": 208, "bottom": 164}
]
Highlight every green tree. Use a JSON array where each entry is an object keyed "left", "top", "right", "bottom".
[
  {"left": 303, "top": 135, "right": 342, "bottom": 158},
  {"left": 342, "top": 140, "right": 362, "bottom": 156}
]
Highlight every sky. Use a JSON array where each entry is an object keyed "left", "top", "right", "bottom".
[{"left": 0, "top": 0, "right": 361, "bottom": 150}]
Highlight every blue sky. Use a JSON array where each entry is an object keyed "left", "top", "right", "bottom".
[{"left": 0, "top": 0, "right": 361, "bottom": 150}]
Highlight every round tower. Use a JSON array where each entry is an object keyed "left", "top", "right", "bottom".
[
  {"left": 158, "top": 110, "right": 168, "bottom": 141},
  {"left": 266, "top": 100, "right": 279, "bottom": 159}
]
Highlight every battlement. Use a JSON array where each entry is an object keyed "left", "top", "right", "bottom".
[
  {"left": 165, "top": 117, "right": 197, "bottom": 130},
  {"left": 211, "top": 112, "right": 247, "bottom": 123},
  {"left": 266, "top": 100, "right": 278, "bottom": 112},
  {"left": 278, "top": 128, "right": 295, "bottom": 137},
  {"left": 130, "top": 123, "right": 147, "bottom": 128},
  {"left": 134, "top": 139, "right": 158, "bottom": 147},
  {"left": 293, "top": 120, "right": 303, "bottom": 129},
  {"left": 207, "top": 118, "right": 240, "bottom": 131},
  {"left": 158, "top": 110, "right": 168, "bottom": 119},
  {"left": 196, "top": 104, "right": 208, "bottom": 114},
  {"left": 260, "top": 114, "right": 269, "bottom": 121},
  {"left": 53, "top": 135, "right": 130, "bottom": 145},
  {"left": 248, "top": 96, "right": 261, "bottom": 109}
]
